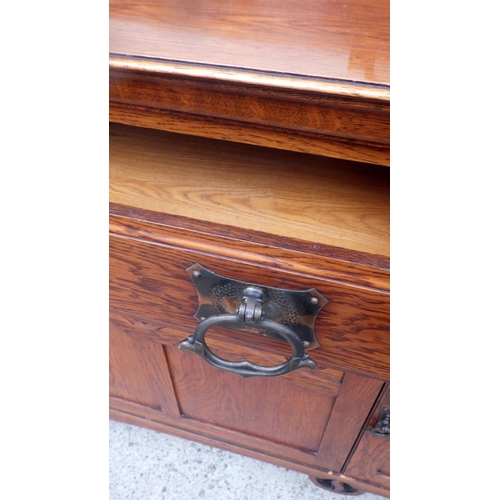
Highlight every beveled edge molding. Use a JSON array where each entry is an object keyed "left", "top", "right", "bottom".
[
  {"left": 109, "top": 54, "right": 390, "bottom": 166},
  {"left": 109, "top": 54, "right": 390, "bottom": 103},
  {"left": 109, "top": 103, "right": 390, "bottom": 166},
  {"left": 109, "top": 203, "right": 390, "bottom": 292}
]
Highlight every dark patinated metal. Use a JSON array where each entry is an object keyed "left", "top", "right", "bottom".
[
  {"left": 178, "top": 263, "right": 328, "bottom": 378},
  {"left": 370, "top": 407, "right": 390, "bottom": 436},
  {"left": 184, "top": 263, "right": 327, "bottom": 348}
]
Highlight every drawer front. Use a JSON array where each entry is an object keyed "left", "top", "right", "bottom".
[
  {"left": 343, "top": 386, "right": 390, "bottom": 490},
  {"left": 109, "top": 233, "right": 389, "bottom": 379}
]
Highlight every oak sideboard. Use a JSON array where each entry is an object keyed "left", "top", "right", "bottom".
[{"left": 109, "top": 0, "right": 390, "bottom": 496}]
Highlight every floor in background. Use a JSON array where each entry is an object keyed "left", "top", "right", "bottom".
[{"left": 109, "top": 420, "right": 386, "bottom": 500}]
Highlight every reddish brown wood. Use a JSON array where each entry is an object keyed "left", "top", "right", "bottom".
[
  {"left": 109, "top": 233, "right": 389, "bottom": 379},
  {"left": 314, "top": 373, "right": 384, "bottom": 471},
  {"left": 109, "top": 0, "right": 389, "bottom": 85},
  {"left": 109, "top": 63, "right": 389, "bottom": 143},
  {"left": 110, "top": 203, "right": 390, "bottom": 291},
  {"left": 110, "top": 311, "right": 180, "bottom": 418},
  {"left": 109, "top": 310, "right": 382, "bottom": 470},
  {"left": 109, "top": 103, "right": 389, "bottom": 166},
  {"left": 109, "top": 0, "right": 390, "bottom": 165},
  {"left": 112, "top": 311, "right": 345, "bottom": 394},
  {"left": 166, "top": 344, "right": 337, "bottom": 452},
  {"left": 110, "top": 317, "right": 162, "bottom": 410},
  {"left": 343, "top": 386, "right": 390, "bottom": 490},
  {"left": 109, "top": 1, "right": 390, "bottom": 491}
]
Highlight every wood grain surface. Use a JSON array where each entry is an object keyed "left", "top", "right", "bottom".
[
  {"left": 109, "top": 203, "right": 389, "bottom": 292},
  {"left": 343, "top": 385, "right": 390, "bottom": 490},
  {"left": 110, "top": 0, "right": 389, "bottom": 86},
  {"left": 109, "top": 102, "right": 389, "bottom": 166},
  {"left": 109, "top": 59, "right": 390, "bottom": 165},
  {"left": 109, "top": 2, "right": 390, "bottom": 491},
  {"left": 110, "top": 311, "right": 383, "bottom": 473},
  {"left": 110, "top": 0, "right": 390, "bottom": 165},
  {"left": 110, "top": 124, "right": 390, "bottom": 257},
  {"left": 109, "top": 234, "right": 389, "bottom": 379},
  {"left": 314, "top": 373, "right": 385, "bottom": 472}
]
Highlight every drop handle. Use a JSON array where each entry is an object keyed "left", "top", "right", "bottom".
[
  {"left": 179, "top": 264, "right": 328, "bottom": 378},
  {"left": 179, "top": 286, "right": 317, "bottom": 378}
]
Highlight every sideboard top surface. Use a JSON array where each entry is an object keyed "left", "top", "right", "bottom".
[{"left": 110, "top": 0, "right": 389, "bottom": 89}]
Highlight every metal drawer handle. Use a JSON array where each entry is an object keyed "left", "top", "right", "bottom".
[
  {"left": 179, "top": 312, "right": 316, "bottom": 378},
  {"left": 178, "top": 264, "right": 328, "bottom": 378},
  {"left": 369, "top": 407, "right": 390, "bottom": 436}
]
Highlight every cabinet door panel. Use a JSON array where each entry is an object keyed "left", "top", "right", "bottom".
[
  {"left": 343, "top": 386, "right": 390, "bottom": 489},
  {"left": 165, "top": 342, "right": 337, "bottom": 452},
  {"left": 110, "top": 312, "right": 180, "bottom": 418},
  {"left": 109, "top": 310, "right": 383, "bottom": 472}
]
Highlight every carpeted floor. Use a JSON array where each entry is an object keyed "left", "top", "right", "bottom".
[{"left": 109, "top": 420, "right": 386, "bottom": 500}]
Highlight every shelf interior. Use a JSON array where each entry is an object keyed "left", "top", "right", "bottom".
[{"left": 110, "top": 123, "right": 389, "bottom": 257}]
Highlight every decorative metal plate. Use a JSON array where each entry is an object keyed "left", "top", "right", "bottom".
[{"left": 186, "top": 263, "right": 328, "bottom": 350}]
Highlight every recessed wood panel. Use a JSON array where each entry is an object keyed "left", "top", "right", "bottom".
[
  {"left": 110, "top": 309, "right": 384, "bottom": 478},
  {"left": 110, "top": 312, "right": 180, "bottom": 417},
  {"left": 343, "top": 386, "right": 390, "bottom": 489},
  {"left": 166, "top": 343, "right": 336, "bottom": 452},
  {"left": 110, "top": 318, "right": 163, "bottom": 410}
]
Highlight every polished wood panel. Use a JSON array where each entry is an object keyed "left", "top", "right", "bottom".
[
  {"left": 109, "top": 59, "right": 389, "bottom": 140},
  {"left": 109, "top": 310, "right": 382, "bottom": 471},
  {"left": 109, "top": 234, "right": 389, "bottom": 379},
  {"left": 110, "top": 0, "right": 389, "bottom": 165},
  {"left": 343, "top": 385, "right": 390, "bottom": 490},
  {"left": 110, "top": 0, "right": 389, "bottom": 86},
  {"left": 109, "top": 57, "right": 389, "bottom": 166},
  {"left": 166, "top": 343, "right": 337, "bottom": 452},
  {"left": 109, "top": 319, "right": 162, "bottom": 410},
  {"left": 110, "top": 311, "right": 180, "bottom": 418},
  {"left": 110, "top": 102, "right": 389, "bottom": 166},
  {"left": 109, "top": 313, "right": 341, "bottom": 465},
  {"left": 109, "top": 2, "right": 390, "bottom": 490},
  {"left": 110, "top": 124, "right": 389, "bottom": 257},
  {"left": 315, "top": 374, "right": 383, "bottom": 472}
]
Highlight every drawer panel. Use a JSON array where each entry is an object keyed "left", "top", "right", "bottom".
[{"left": 110, "top": 232, "right": 389, "bottom": 379}]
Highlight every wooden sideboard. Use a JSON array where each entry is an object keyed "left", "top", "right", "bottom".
[{"left": 110, "top": 0, "right": 390, "bottom": 496}]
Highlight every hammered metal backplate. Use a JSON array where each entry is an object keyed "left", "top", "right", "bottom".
[{"left": 186, "top": 263, "right": 328, "bottom": 350}]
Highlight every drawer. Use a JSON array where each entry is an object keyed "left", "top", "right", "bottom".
[{"left": 110, "top": 229, "right": 389, "bottom": 379}]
